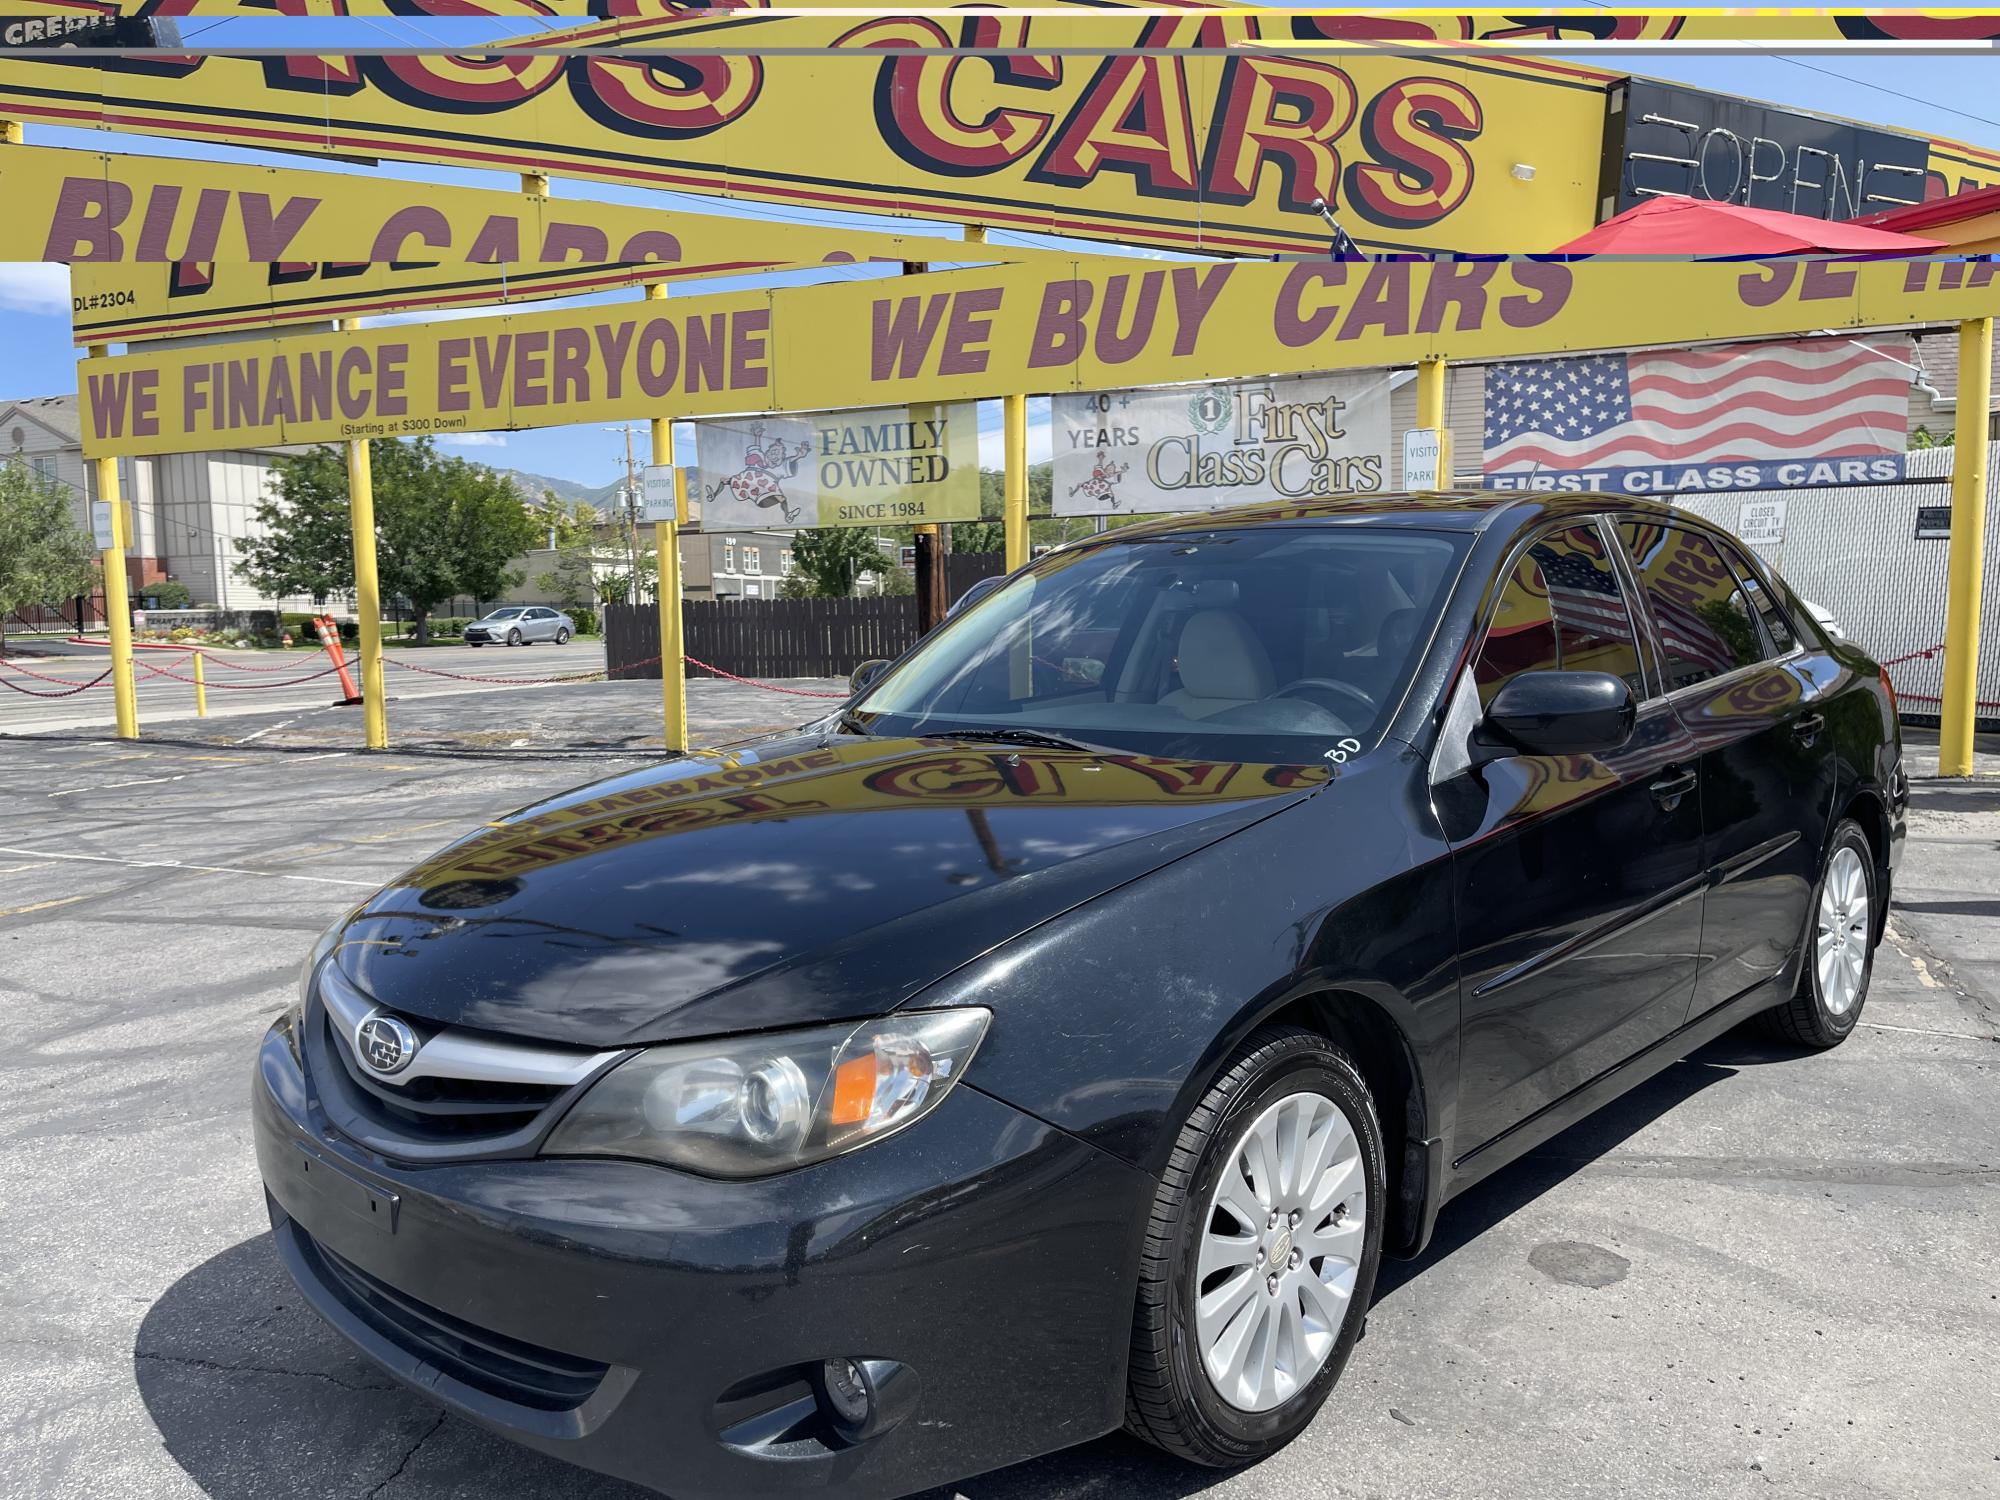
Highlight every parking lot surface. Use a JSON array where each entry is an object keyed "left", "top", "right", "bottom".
[{"left": 2, "top": 717, "right": 1995, "bottom": 1500}]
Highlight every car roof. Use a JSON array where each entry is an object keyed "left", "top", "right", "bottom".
[{"left": 1089, "top": 490, "right": 1687, "bottom": 541}]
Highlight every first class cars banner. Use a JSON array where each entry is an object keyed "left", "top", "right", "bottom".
[
  {"left": 696, "top": 403, "right": 979, "bottom": 529},
  {"left": 76, "top": 259, "right": 2000, "bottom": 459},
  {"left": 1053, "top": 373, "right": 1391, "bottom": 516}
]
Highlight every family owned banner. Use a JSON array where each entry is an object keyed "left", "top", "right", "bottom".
[
  {"left": 1053, "top": 373, "right": 1393, "bottom": 516},
  {"left": 696, "top": 402, "right": 980, "bottom": 530}
]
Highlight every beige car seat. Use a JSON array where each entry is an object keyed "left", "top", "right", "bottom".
[{"left": 1159, "top": 610, "right": 1276, "bottom": 719}]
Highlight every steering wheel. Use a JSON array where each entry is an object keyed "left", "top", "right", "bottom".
[{"left": 1273, "top": 677, "right": 1378, "bottom": 724}]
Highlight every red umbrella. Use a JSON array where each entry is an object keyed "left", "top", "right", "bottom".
[{"left": 1557, "top": 196, "right": 1943, "bottom": 255}]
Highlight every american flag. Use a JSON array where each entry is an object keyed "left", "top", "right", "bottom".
[
  {"left": 1529, "top": 539, "right": 1633, "bottom": 648},
  {"left": 1484, "top": 337, "right": 1912, "bottom": 475}
]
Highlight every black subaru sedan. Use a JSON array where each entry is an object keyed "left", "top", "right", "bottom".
[{"left": 255, "top": 493, "right": 1903, "bottom": 1498}]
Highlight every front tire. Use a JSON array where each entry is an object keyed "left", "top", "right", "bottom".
[
  {"left": 1126, "top": 1026, "right": 1385, "bottom": 1467},
  {"left": 506, "top": 628, "right": 523, "bottom": 647},
  {"left": 1759, "top": 818, "right": 1876, "bottom": 1048}
]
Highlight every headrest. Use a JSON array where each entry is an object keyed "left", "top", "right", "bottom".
[{"left": 1177, "top": 610, "right": 1276, "bottom": 701}]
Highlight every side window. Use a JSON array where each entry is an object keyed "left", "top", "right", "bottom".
[
  {"left": 1618, "top": 522, "right": 1764, "bottom": 690},
  {"left": 1718, "top": 541, "right": 1795, "bottom": 654},
  {"left": 1474, "top": 525, "right": 1643, "bottom": 707}
]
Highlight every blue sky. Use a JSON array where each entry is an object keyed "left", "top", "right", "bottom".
[{"left": 3, "top": 36, "right": 1996, "bottom": 492}]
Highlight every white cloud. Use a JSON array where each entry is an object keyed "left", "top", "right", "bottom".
[
  {"left": 442, "top": 432, "right": 508, "bottom": 448},
  {"left": 0, "top": 263, "right": 71, "bottom": 316}
]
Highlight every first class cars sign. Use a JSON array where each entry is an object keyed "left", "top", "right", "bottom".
[
  {"left": 1053, "top": 373, "right": 1391, "bottom": 516},
  {"left": 696, "top": 403, "right": 979, "bottom": 530},
  {"left": 76, "top": 259, "right": 2000, "bottom": 460}
]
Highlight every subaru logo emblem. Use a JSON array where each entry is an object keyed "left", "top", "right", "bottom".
[{"left": 356, "top": 1012, "right": 419, "bottom": 1077}]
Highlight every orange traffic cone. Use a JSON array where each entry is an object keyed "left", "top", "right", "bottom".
[{"left": 315, "top": 615, "right": 363, "bottom": 705}]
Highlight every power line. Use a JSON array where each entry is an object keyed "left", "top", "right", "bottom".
[{"left": 1771, "top": 56, "right": 2000, "bottom": 134}]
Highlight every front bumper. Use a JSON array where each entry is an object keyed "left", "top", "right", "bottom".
[{"left": 253, "top": 1019, "right": 1155, "bottom": 1500}]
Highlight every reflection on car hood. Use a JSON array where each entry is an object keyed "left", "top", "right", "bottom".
[{"left": 330, "top": 734, "right": 1328, "bottom": 1047}]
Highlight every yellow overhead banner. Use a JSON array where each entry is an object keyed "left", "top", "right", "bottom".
[
  {"left": 76, "top": 258, "right": 2000, "bottom": 460},
  {"left": 9, "top": 4, "right": 2000, "bottom": 45},
  {"left": 0, "top": 13, "right": 1618, "bottom": 255},
  {"left": 3, "top": 146, "right": 1041, "bottom": 343}
]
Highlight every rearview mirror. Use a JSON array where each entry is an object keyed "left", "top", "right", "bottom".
[
  {"left": 1480, "top": 671, "right": 1635, "bottom": 758},
  {"left": 850, "top": 658, "right": 890, "bottom": 696}
]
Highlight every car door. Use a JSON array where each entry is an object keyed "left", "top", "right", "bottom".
[
  {"left": 1440, "top": 519, "right": 1706, "bottom": 1159},
  {"left": 1614, "top": 520, "right": 1837, "bottom": 1018},
  {"left": 527, "top": 608, "right": 555, "bottom": 641}
]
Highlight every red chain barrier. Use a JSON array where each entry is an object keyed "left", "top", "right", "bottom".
[
  {"left": 382, "top": 657, "right": 612, "bottom": 686},
  {"left": 1874, "top": 643, "right": 2000, "bottom": 710},
  {"left": 682, "top": 655, "right": 849, "bottom": 698},
  {"left": 139, "top": 659, "right": 350, "bottom": 690},
  {"left": 0, "top": 664, "right": 113, "bottom": 697}
]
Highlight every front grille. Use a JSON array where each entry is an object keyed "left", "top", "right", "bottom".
[
  {"left": 303, "top": 970, "right": 625, "bottom": 1161},
  {"left": 323, "top": 1013, "right": 563, "bottom": 1137},
  {"left": 295, "top": 1223, "right": 609, "bottom": 1412}
]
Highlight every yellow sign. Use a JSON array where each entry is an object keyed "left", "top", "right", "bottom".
[
  {"left": 1, "top": 146, "right": 1040, "bottom": 343},
  {"left": 697, "top": 403, "right": 980, "bottom": 529},
  {"left": 0, "top": 13, "right": 1615, "bottom": 255},
  {"left": 77, "top": 258, "right": 2000, "bottom": 460}
]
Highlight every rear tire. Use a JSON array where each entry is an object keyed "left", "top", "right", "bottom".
[
  {"left": 1125, "top": 1026, "right": 1384, "bottom": 1468},
  {"left": 1758, "top": 818, "right": 1876, "bottom": 1048},
  {"left": 555, "top": 627, "right": 571, "bottom": 644}
]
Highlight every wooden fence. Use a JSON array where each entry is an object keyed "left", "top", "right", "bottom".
[{"left": 604, "top": 554, "right": 1005, "bottom": 683}]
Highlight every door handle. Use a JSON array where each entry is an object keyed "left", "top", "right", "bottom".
[
  {"left": 1649, "top": 766, "right": 1697, "bottom": 810},
  {"left": 1793, "top": 712, "right": 1826, "bottom": 746}
]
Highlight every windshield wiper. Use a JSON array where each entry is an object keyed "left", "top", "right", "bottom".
[
  {"left": 832, "top": 708, "right": 872, "bottom": 736},
  {"left": 920, "top": 727, "right": 1120, "bottom": 755}
]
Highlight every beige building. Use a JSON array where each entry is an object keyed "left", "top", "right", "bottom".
[{"left": 1, "top": 393, "right": 304, "bottom": 610}]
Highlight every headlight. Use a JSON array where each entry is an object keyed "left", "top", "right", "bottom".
[{"left": 542, "top": 1009, "right": 990, "bottom": 1177}]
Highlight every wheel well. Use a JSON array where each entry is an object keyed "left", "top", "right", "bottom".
[
  {"left": 1261, "top": 991, "right": 1427, "bottom": 1256},
  {"left": 1840, "top": 789, "right": 1890, "bottom": 942}
]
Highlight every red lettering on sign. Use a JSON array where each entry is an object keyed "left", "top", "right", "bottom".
[
  {"left": 1343, "top": 77, "right": 1482, "bottom": 229},
  {"left": 43, "top": 178, "right": 130, "bottom": 261},
  {"left": 870, "top": 293, "right": 951, "bottom": 380},
  {"left": 1274, "top": 265, "right": 1347, "bottom": 346},
  {"left": 847, "top": 15, "right": 1059, "bottom": 177},
  {"left": 1027, "top": 280, "right": 1093, "bottom": 367},
  {"left": 371, "top": 207, "right": 452, "bottom": 261},
  {"left": 1203, "top": 57, "right": 1357, "bottom": 210},
  {"left": 1169, "top": 265, "right": 1233, "bottom": 355},
  {"left": 939, "top": 287, "right": 1004, "bottom": 375}
]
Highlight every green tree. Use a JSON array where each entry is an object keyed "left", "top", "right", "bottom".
[
  {"left": 0, "top": 458, "right": 97, "bottom": 650},
  {"left": 235, "top": 438, "right": 539, "bottom": 642},
  {"left": 1912, "top": 424, "right": 1956, "bottom": 450},
  {"left": 786, "top": 527, "right": 882, "bottom": 597}
]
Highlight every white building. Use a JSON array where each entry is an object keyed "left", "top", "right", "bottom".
[{"left": 1, "top": 393, "right": 302, "bottom": 611}]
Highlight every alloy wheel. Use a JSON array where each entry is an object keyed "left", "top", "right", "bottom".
[
  {"left": 1196, "top": 1091, "right": 1366, "bottom": 1413},
  {"left": 1816, "top": 844, "right": 1871, "bottom": 1017}
]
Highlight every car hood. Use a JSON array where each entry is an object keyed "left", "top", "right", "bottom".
[{"left": 328, "top": 733, "right": 1327, "bottom": 1047}]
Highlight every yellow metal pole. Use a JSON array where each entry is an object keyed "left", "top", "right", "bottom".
[
  {"left": 192, "top": 650, "right": 207, "bottom": 718},
  {"left": 87, "top": 343, "right": 138, "bottom": 740},
  {"left": 1003, "top": 392, "right": 1029, "bottom": 571},
  {"left": 1938, "top": 315, "right": 1994, "bottom": 778},
  {"left": 338, "top": 318, "right": 388, "bottom": 749},
  {"left": 1415, "top": 355, "right": 1451, "bottom": 485},
  {"left": 647, "top": 282, "right": 688, "bottom": 752}
]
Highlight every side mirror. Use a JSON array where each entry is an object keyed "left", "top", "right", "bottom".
[
  {"left": 849, "top": 658, "right": 891, "bottom": 696},
  {"left": 1480, "top": 670, "right": 1635, "bottom": 758}
]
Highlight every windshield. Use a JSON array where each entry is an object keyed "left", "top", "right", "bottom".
[
  {"left": 851, "top": 525, "right": 1467, "bottom": 762},
  {"left": 483, "top": 608, "right": 528, "bottom": 620}
]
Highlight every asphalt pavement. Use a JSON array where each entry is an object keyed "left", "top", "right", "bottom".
[{"left": 1, "top": 718, "right": 1995, "bottom": 1500}]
